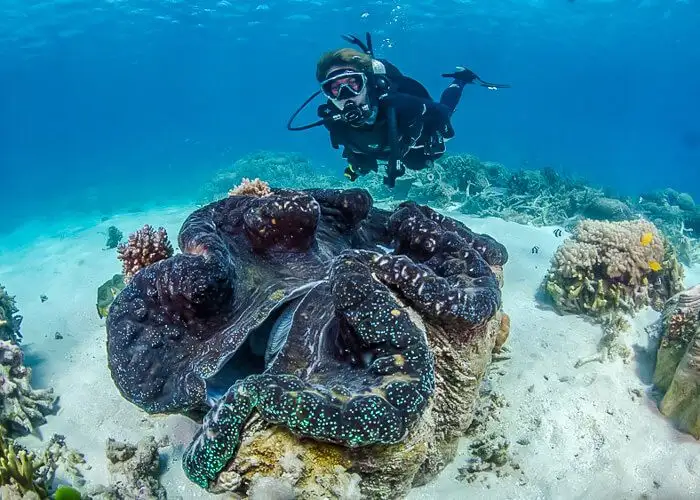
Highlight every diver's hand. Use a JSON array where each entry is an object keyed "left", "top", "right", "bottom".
[{"left": 441, "top": 66, "right": 479, "bottom": 84}]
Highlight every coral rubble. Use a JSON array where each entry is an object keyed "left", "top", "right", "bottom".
[
  {"left": 544, "top": 219, "right": 684, "bottom": 317},
  {"left": 85, "top": 436, "right": 166, "bottom": 500},
  {"left": 0, "top": 340, "right": 56, "bottom": 435},
  {"left": 652, "top": 285, "right": 700, "bottom": 438},
  {"left": 116, "top": 225, "right": 173, "bottom": 282}
]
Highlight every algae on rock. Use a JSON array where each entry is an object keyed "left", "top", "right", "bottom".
[{"left": 652, "top": 285, "right": 700, "bottom": 438}]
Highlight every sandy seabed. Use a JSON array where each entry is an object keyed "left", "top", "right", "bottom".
[{"left": 1, "top": 204, "right": 699, "bottom": 500}]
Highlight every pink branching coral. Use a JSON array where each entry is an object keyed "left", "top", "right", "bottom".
[
  {"left": 117, "top": 225, "right": 174, "bottom": 282},
  {"left": 1, "top": 340, "right": 56, "bottom": 434},
  {"left": 228, "top": 177, "right": 272, "bottom": 197}
]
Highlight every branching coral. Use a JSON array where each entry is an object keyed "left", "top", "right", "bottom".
[
  {"left": 0, "top": 430, "right": 47, "bottom": 498},
  {"left": 544, "top": 219, "right": 684, "bottom": 317},
  {"left": 116, "top": 225, "right": 174, "bottom": 282},
  {"left": 574, "top": 313, "right": 632, "bottom": 368},
  {"left": 228, "top": 177, "right": 272, "bottom": 197},
  {"left": 0, "top": 285, "right": 22, "bottom": 343},
  {"left": 1, "top": 340, "right": 56, "bottom": 435},
  {"left": 0, "top": 431, "right": 86, "bottom": 499},
  {"left": 652, "top": 285, "right": 700, "bottom": 438}
]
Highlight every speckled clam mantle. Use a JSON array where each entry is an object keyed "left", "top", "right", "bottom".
[{"left": 105, "top": 188, "right": 508, "bottom": 495}]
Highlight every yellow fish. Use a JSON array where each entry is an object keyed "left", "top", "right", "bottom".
[
  {"left": 648, "top": 260, "right": 662, "bottom": 272},
  {"left": 640, "top": 232, "right": 654, "bottom": 246}
]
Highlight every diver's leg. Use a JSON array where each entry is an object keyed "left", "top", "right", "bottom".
[
  {"left": 439, "top": 80, "right": 467, "bottom": 116},
  {"left": 402, "top": 148, "right": 433, "bottom": 171}
]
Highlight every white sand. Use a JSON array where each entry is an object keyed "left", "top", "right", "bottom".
[{"left": 1, "top": 206, "right": 699, "bottom": 500}]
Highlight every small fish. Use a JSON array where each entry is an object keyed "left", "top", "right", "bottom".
[
  {"left": 648, "top": 260, "right": 662, "bottom": 272},
  {"left": 640, "top": 232, "right": 654, "bottom": 246},
  {"left": 531, "top": 246, "right": 539, "bottom": 254}
]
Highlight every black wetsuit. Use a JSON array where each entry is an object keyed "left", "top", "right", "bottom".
[{"left": 320, "top": 60, "right": 465, "bottom": 177}]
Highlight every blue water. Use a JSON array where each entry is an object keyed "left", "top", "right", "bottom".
[{"left": 3, "top": 0, "right": 699, "bottom": 233}]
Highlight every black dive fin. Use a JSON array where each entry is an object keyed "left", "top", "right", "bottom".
[
  {"left": 476, "top": 77, "right": 511, "bottom": 89},
  {"left": 341, "top": 32, "right": 375, "bottom": 57}
]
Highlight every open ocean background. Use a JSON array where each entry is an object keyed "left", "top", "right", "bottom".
[{"left": 2, "top": 0, "right": 699, "bottom": 234}]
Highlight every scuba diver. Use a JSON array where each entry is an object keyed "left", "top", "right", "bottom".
[{"left": 287, "top": 32, "right": 510, "bottom": 188}]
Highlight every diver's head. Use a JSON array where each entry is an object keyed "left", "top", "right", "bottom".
[{"left": 316, "top": 49, "right": 376, "bottom": 125}]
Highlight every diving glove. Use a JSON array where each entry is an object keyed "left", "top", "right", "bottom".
[
  {"left": 344, "top": 165, "right": 359, "bottom": 182},
  {"left": 442, "top": 66, "right": 511, "bottom": 89}
]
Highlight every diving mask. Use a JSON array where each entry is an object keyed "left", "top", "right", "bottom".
[{"left": 320, "top": 71, "right": 367, "bottom": 100}]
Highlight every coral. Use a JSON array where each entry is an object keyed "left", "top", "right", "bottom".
[
  {"left": 574, "top": 313, "right": 632, "bottom": 368},
  {"left": 652, "top": 285, "right": 700, "bottom": 438},
  {"left": 85, "top": 436, "right": 166, "bottom": 500},
  {"left": 544, "top": 219, "right": 684, "bottom": 317},
  {"left": 200, "top": 151, "right": 330, "bottom": 202},
  {"left": 104, "top": 226, "right": 123, "bottom": 250},
  {"left": 405, "top": 165, "right": 458, "bottom": 208},
  {"left": 116, "top": 225, "right": 173, "bottom": 282},
  {"left": 228, "top": 178, "right": 272, "bottom": 198},
  {"left": 677, "top": 192, "right": 695, "bottom": 212},
  {"left": 105, "top": 188, "right": 506, "bottom": 496},
  {"left": 0, "top": 340, "right": 56, "bottom": 435},
  {"left": 0, "top": 285, "right": 22, "bottom": 344},
  {"left": 438, "top": 154, "right": 487, "bottom": 192},
  {"left": 582, "top": 197, "right": 634, "bottom": 221},
  {"left": 0, "top": 431, "right": 85, "bottom": 500},
  {"left": 0, "top": 430, "right": 47, "bottom": 498}
]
